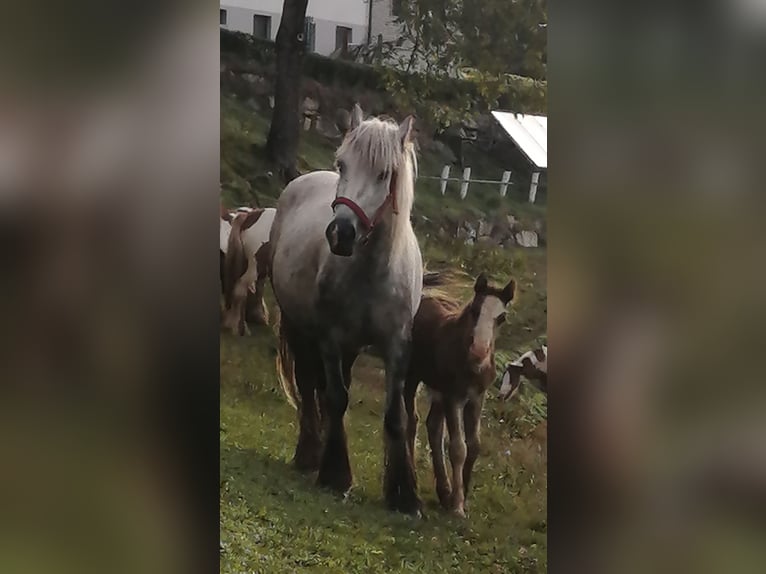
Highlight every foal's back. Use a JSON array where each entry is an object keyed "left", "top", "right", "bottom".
[{"left": 408, "top": 294, "right": 492, "bottom": 397}]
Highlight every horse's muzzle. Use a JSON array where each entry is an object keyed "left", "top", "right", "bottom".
[{"left": 326, "top": 218, "right": 356, "bottom": 257}]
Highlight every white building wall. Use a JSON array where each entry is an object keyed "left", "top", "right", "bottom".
[
  {"left": 220, "top": 0, "right": 368, "bottom": 56},
  {"left": 369, "top": 0, "right": 401, "bottom": 43}
]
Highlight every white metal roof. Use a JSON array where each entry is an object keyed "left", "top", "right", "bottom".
[{"left": 491, "top": 111, "right": 547, "bottom": 170}]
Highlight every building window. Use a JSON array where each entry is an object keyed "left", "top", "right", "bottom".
[
  {"left": 304, "top": 17, "right": 316, "bottom": 52},
  {"left": 253, "top": 14, "right": 272, "bottom": 39},
  {"left": 220, "top": 9, "right": 227, "bottom": 26},
  {"left": 335, "top": 26, "right": 352, "bottom": 53}
]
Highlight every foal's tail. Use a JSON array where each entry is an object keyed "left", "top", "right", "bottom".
[{"left": 275, "top": 318, "right": 300, "bottom": 411}]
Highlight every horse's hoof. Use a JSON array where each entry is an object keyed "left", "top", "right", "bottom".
[
  {"left": 451, "top": 506, "right": 466, "bottom": 518},
  {"left": 294, "top": 458, "right": 319, "bottom": 474},
  {"left": 293, "top": 445, "right": 321, "bottom": 474},
  {"left": 316, "top": 469, "right": 353, "bottom": 494}
]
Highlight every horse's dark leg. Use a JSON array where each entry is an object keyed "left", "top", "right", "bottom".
[
  {"left": 462, "top": 392, "right": 485, "bottom": 506},
  {"left": 291, "top": 334, "right": 322, "bottom": 473},
  {"left": 426, "top": 398, "right": 451, "bottom": 508},
  {"left": 444, "top": 399, "right": 468, "bottom": 517},
  {"left": 316, "top": 343, "right": 352, "bottom": 493},
  {"left": 403, "top": 376, "right": 419, "bottom": 470},
  {"left": 383, "top": 339, "right": 421, "bottom": 515}
]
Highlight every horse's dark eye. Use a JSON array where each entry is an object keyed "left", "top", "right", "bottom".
[
  {"left": 337, "top": 161, "right": 346, "bottom": 174},
  {"left": 378, "top": 170, "right": 387, "bottom": 181},
  {"left": 496, "top": 315, "right": 506, "bottom": 325}
]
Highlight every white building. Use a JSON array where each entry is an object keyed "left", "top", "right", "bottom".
[{"left": 220, "top": 0, "right": 370, "bottom": 57}]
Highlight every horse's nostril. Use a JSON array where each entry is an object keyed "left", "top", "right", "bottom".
[
  {"left": 336, "top": 220, "right": 356, "bottom": 244},
  {"left": 325, "top": 221, "right": 339, "bottom": 246}
]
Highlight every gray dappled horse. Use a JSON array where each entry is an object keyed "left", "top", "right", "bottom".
[{"left": 270, "top": 105, "right": 424, "bottom": 514}]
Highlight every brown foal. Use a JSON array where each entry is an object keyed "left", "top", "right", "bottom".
[{"left": 404, "top": 273, "right": 515, "bottom": 516}]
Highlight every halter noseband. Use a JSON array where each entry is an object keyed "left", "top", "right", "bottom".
[{"left": 331, "top": 170, "right": 399, "bottom": 242}]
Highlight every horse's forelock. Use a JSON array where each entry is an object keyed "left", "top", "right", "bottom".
[{"left": 337, "top": 118, "right": 412, "bottom": 176}]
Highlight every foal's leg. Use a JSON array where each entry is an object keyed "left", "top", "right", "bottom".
[
  {"left": 445, "top": 399, "right": 468, "bottom": 517},
  {"left": 383, "top": 339, "right": 421, "bottom": 515},
  {"left": 317, "top": 342, "right": 352, "bottom": 493},
  {"left": 462, "top": 392, "right": 485, "bottom": 505},
  {"left": 426, "top": 398, "right": 451, "bottom": 509}
]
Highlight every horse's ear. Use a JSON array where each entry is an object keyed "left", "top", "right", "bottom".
[
  {"left": 351, "top": 103, "right": 364, "bottom": 130},
  {"left": 474, "top": 273, "right": 488, "bottom": 293},
  {"left": 399, "top": 115, "right": 414, "bottom": 145},
  {"left": 502, "top": 278, "right": 516, "bottom": 304}
]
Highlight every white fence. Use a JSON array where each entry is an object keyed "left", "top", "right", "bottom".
[{"left": 419, "top": 165, "right": 545, "bottom": 204}]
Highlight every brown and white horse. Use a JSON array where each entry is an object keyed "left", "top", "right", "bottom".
[
  {"left": 221, "top": 206, "right": 276, "bottom": 334},
  {"left": 498, "top": 345, "right": 548, "bottom": 400},
  {"left": 271, "top": 105, "right": 424, "bottom": 515},
  {"left": 404, "top": 273, "right": 515, "bottom": 516},
  {"left": 219, "top": 204, "right": 253, "bottom": 292}
]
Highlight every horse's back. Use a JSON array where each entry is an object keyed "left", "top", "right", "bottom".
[
  {"left": 409, "top": 295, "right": 457, "bottom": 368},
  {"left": 241, "top": 207, "right": 276, "bottom": 257}
]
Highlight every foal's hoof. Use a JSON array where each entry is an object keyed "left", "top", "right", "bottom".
[{"left": 451, "top": 506, "right": 467, "bottom": 518}]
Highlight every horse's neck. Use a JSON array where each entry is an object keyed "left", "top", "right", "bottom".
[{"left": 366, "top": 175, "right": 415, "bottom": 256}]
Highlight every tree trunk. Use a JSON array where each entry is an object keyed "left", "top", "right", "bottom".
[{"left": 266, "top": 0, "right": 309, "bottom": 183}]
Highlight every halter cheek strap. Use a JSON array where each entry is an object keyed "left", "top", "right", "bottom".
[{"left": 331, "top": 171, "right": 399, "bottom": 241}]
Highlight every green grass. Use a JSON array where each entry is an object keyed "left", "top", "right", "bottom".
[
  {"left": 221, "top": 322, "right": 546, "bottom": 574},
  {"left": 220, "top": 90, "right": 547, "bottom": 573}
]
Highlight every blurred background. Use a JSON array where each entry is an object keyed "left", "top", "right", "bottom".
[
  {"left": 0, "top": 2, "right": 219, "bottom": 574},
  {"left": 550, "top": 0, "right": 766, "bottom": 573}
]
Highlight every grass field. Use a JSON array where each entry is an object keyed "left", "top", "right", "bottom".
[{"left": 220, "top": 94, "right": 547, "bottom": 573}]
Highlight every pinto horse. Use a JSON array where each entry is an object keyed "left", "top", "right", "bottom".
[
  {"left": 498, "top": 345, "right": 548, "bottom": 400},
  {"left": 271, "top": 105, "right": 423, "bottom": 514},
  {"left": 221, "top": 206, "right": 276, "bottom": 334},
  {"left": 404, "top": 273, "right": 515, "bottom": 516}
]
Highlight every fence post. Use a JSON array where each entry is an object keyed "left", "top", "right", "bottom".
[
  {"left": 528, "top": 172, "right": 540, "bottom": 203},
  {"left": 460, "top": 167, "right": 471, "bottom": 199},
  {"left": 440, "top": 165, "right": 450, "bottom": 195},
  {"left": 499, "top": 170, "right": 512, "bottom": 197}
]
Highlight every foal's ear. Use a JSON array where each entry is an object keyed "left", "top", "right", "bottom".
[
  {"left": 474, "top": 273, "right": 488, "bottom": 293},
  {"left": 501, "top": 278, "right": 516, "bottom": 304},
  {"left": 351, "top": 103, "right": 364, "bottom": 130},
  {"left": 399, "top": 115, "right": 414, "bottom": 145}
]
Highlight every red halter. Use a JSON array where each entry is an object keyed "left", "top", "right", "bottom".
[{"left": 331, "top": 171, "right": 399, "bottom": 242}]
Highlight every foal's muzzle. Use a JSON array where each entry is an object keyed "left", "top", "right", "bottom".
[{"left": 326, "top": 218, "right": 356, "bottom": 257}]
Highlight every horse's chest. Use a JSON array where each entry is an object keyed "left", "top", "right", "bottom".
[
  {"left": 424, "top": 359, "right": 494, "bottom": 400},
  {"left": 317, "top": 278, "right": 396, "bottom": 336}
]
